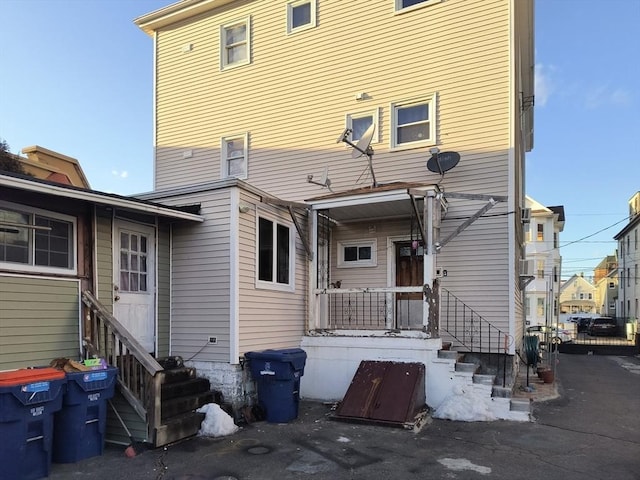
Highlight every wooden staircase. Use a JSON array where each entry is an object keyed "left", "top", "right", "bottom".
[{"left": 82, "top": 291, "right": 214, "bottom": 447}]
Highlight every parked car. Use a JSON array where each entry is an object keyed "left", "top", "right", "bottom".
[
  {"left": 587, "top": 317, "right": 617, "bottom": 336},
  {"left": 576, "top": 317, "right": 591, "bottom": 333},
  {"left": 526, "top": 325, "right": 573, "bottom": 346}
]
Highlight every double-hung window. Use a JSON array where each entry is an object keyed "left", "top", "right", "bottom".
[
  {"left": 221, "top": 133, "right": 248, "bottom": 179},
  {"left": 257, "top": 215, "right": 294, "bottom": 291},
  {"left": 0, "top": 202, "right": 76, "bottom": 274},
  {"left": 395, "top": 0, "right": 442, "bottom": 13},
  {"left": 346, "top": 108, "right": 380, "bottom": 144},
  {"left": 221, "top": 17, "right": 250, "bottom": 70},
  {"left": 391, "top": 95, "right": 436, "bottom": 149},
  {"left": 287, "top": 0, "right": 316, "bottom": 34}
]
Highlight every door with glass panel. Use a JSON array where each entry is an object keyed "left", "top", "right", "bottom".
[{"left": 113, "top": 220, "right": 155, "bottom": 353}]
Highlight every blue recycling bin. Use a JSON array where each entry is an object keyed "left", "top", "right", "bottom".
[
  {"left": 0, "top": 368, "right": 66, "bottom": 480},
  {"left": 52, "top": 366, "right": 118, "bottom": 463},
  {"left": 245, "top": 348, "right": 306, "bottom": 423}
]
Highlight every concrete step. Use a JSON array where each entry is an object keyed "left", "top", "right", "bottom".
[
  {"left": 438, "top": 350, "right": 464, "bottom": 361},
  {"left": 510, "top": 398, "right": 531, "bottom": 413},
  {"left": 455, "top": 362, "right": 478, "bottom": 373},
  {"left": 473, "top": 374, "right": 495, "bottom": 386},
  {"left": 491, "top": 386, "right": 512, "bottom": 398}
]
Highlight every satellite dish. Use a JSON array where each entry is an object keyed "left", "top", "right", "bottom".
[
  {"left": 336, "top": 128, "right": 351, "bottom": 144},
  {"left": 351, "top": 123, "right": 376, "bottom": 159},
  {"left": 427, "top": 151, "right": 460, "bottom": 175},
  {"left": 307, "top": 166, "right": 333, "bottom": 192}
]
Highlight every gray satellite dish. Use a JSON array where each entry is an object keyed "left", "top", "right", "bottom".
[
  {"left": 336, "top": 123, "right": 379, "bottom": 187},
  {"left": 351, "top": 123, "right": 376, "bottom": 159},
  {"left": 427, "top": 151, "right": 460, "bottom": 175},
  {"left": 307, "top": 166, "right": 333, "bottom": 192}
]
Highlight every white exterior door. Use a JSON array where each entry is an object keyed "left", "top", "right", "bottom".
[{"left": 113, "top": 220, "right": 156, "bottom": 353}]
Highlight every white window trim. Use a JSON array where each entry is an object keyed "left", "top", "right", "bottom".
[
  {"left": 287, "top": 0, "right": 317, "bottom": 35},
  {"left": 394, "top": 0, "right": 442, "bottom": 15},
  {"left": 0, "top": 200, "right": 77, "bottom": 275},
  {"left": 220, "top": 16, "right": 251, "bottom": 71},
  {"left": 221, "top": 133, "right": 249, "bottom": 180},
  {"left": 345, "top": 108, "right": 381, "bottom": 145},
  {"left": 337, "top": 239, "right": 377, "bottom": 268},
  {"left": 255, "top": 211, "right": 296, "bottom": 292},
  {"left": 390, "top": 94, "right": 437, "bottom": 151}
]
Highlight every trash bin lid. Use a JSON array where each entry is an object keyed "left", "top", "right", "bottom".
[
  {"left": 245, "top": 348, "right": 307, "bottom": 370},
  {"left": 0, "top": 368, "right": 65, "bottom": 387}
]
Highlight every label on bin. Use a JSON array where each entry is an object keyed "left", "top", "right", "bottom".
[
  {"left": 83, "top": 371, "right": 108, "bottom": 382},
  {"left": 88, "top": 393, "right": 101, "bottom": 402},
  {"left": 260, "top": 361, "right": 276, "bottom": 376},
  {"left": 22, "top": 381, "right": 50, "bottom": 393},
  {"left": 30, "top": 406, "right": 45, "bottom": 417}
]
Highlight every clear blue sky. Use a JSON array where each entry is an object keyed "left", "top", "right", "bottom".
[{"left": 1, "top": 0, "right": 639, "bottom": 280}]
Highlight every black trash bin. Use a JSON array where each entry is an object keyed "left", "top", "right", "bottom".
[
  {"left": 245, "top": 348, "right": 306, "bottom": 423},
  {"left": 52, "top": 366, "right": 118, "bottom": 463},
  {"left": 0, "top": 367, "right": 66, "bottom": 480}
]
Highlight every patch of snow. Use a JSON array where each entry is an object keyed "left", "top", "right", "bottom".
[
  {"left": 196, "top": 403, "right": 239, "bottom": 437},
  {"left": 432, "top": 384, "right": 497, "bottom": 422},
  {"left": 438, "top": 457, "right": 491, "bottom": 475},
  {"left": 336, "top": 436, "right": 351, "bottom": 443}
]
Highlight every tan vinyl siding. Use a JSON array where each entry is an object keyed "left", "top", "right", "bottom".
[
  {"left": 154, "top": 0, "right": 511, "bottom": 203},
  {"left": 0, "top": 276, "right": 80, "bottom": 370},
  {"left": 238, "top": 190, "right": 307, "bottom": 354},
  {"left": 95, "top": 207, "right": 113, "bottom": 311},
  {"left": 157, "top": 222, "right": 171, "bottom": 357},
  {"left": 153, "top": 189, "right": 232, "bottom": 362}
]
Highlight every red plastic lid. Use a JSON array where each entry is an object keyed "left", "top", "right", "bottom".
[{"left": 0, "top": 368, "right": 65, "bottom": 387}]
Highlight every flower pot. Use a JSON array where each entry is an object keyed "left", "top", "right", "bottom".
[{"left": 540, "top": 368, "right": 554, "bottom": 384}]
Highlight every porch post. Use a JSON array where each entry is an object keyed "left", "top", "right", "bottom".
[
  {"left": 308, "top": 209, "right": 318, "bottom": 331},
  {"left": 423, "top": 188, "right": 439, "bottom": 337}
]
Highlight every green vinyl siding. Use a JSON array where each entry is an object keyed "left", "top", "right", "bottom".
[
  {"left": 0, "top": 275, "right": 80, "bottom": 370},
  {"left": 95, "top": 208, "right": 114, "bottom": 311},
  {"left": 157, "top": 222, "right": 171, "bottom": 357}
]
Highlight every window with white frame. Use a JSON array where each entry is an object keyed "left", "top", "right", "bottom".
[
  {"left": 337, "top": 239, "right": 376, "bottom": 267},
  {"left": 221, "top": 133, "right": 248, "bottom": 179},
  {"left": 391, "top": 95, "right": 436, "bottom": 149},
  {"left": 287, "top": 0, "right": 316, "bottom": 34},
  {"left": 257, "top": 215, "right": 294, "bottom": 290},
  {"left": 0, "top": 202, "right": 76, "bottom": 274},
  {"left": 346, "top": 109, "right": 380, "bottom": 144},
  {"left": 536, "top": 298, "right": 544, "bottom": 317},
  {"left": 609, "top": 281, "right": 615, "bottom": 289},
  {"left": 221, "top": 17, "right": 250, "bottom": 70},
  {"left": 395, "top": 0, "right": 441, "bottom": 13},
  {"left": 525, "top": 297, "right": 530, "bottom": 316},
  {"left": 536, "top": 223, "right": 544, "bottom": 241}
]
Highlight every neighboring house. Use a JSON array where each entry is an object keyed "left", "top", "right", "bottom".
[
  {"left": 614, "top": 191, "right": 640, "bottom": 322},
  {"left": 523, "top": 196, "right": 564, "bottom": 327},
  {"left": 17, "top": 145, "right": 91, "bottom": 188},
  {"left": 133, "top": 0, "right": 534, "bottom": 425},
  {"left": 593, "top": 258, "right": 618, "bottom": 317},
  {"left": 0, "top": 170, "right": 205, "bottom": 444},
  {"left": 559, "top": 274, "right": 596, "bottom": 315}
]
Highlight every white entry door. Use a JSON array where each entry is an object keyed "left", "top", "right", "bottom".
[{"left": 113, "top": 220, "right": 156, "bottom": 353}]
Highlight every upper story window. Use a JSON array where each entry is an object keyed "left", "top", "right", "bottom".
[
  {"left": 391, "top": 94, "right": 436, "bottom": 149},
  {"left": 337, "top": 239, "right": 377, "bottom": 268},
  {"left": 221, "top": 133, "right": 248, "bottom": 179},
  {"left": 346, "top": 108, "right": 380, "bottom": 144},
  {"left": 635, "top": 229, "right": 638, "bottom": 250},
  {"left": 257, "top": 214, "right": 295, "bottom": 291},
  {"left": 536, "top": 260, "right": 544, "bottom": 278},
  {"left": 221, "top": 17, "right": 251, "bottom": 70},
  {"left": 395, "top": 0, "right": 442, "bottom": 13},
  {"left": 609, "top": 281, "right": 615, "bottom": 289},
  {"left": 537, "top": 223, "right": 544, "bottom": 241},
  {"left": 553, "top": 232, "right": 558, "bottom": 248},
  {"left": 287, "top": 0, "right": 316, "bottom": 34},
  {"left": 0, "top": 202, "right": 76, "bottom": 275}
]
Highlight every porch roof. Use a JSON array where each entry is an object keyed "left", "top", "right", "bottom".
[
  {"left": 305, "top": 181, "right": 436, "bottom": 222},
  {"left": 0, "top": 171, "right": 204, "bottom": 222}
]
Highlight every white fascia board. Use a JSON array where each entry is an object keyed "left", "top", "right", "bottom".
[
  {"left": 0, "top": 175, "right": 204, "bottom": 223},
  {"left": 135, "top": 0, "right": 236, "bottom": 36},
  {"left": 310, "top": 191, "right": 409, "bottom": 211}
]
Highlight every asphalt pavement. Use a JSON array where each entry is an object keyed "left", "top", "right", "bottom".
[{"left": 48, "top": 354, "right": 640, "bottom": 480}]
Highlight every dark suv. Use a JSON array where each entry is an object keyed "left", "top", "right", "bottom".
[{"left": 587, "top": 317, "right": 617, "bottom": 336}]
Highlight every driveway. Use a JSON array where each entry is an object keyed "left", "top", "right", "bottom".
[{"left": 49, "top": 354, "right": 640, "bottom": 480}]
